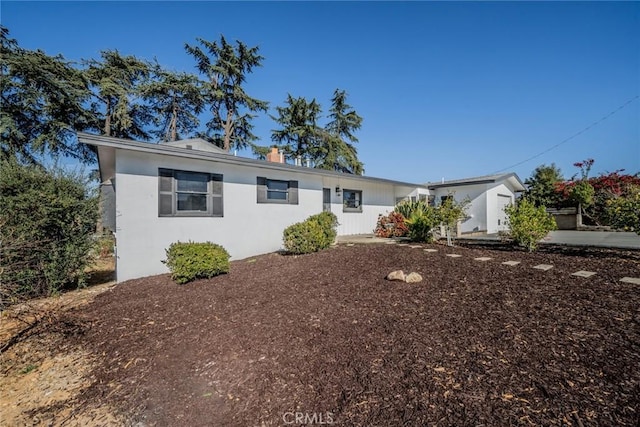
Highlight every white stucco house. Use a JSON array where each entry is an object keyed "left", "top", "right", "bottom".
[
  {"left": 426, "top": 174, "right": 526, "bottom": 234},
  {"left": 80, "top": 133, "right": 524, "bottom": 282}
]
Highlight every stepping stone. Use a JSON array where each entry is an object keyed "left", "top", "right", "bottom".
[
  {"left": 409, "top": 245, "right": 422, "bottom": 249},
  {"left": 398, "top": 244, "right": 409, "bottom": 247},
  {"left": 502, "top": 261, "right": 521, "bottom": 266},
  {"left": 571, "top": 270, "right": 597, "bottom": 278},
  {"left": 424, "top": 249, "right": 438, "bottom": 253},
  {"left": 474, "top": 257, "right": 492, "bottom": 262},
  {"left": 620, "top": 277, "right": 640, "bottom": 285},
  {"left": 346, "top": 243, "right": 355, "bottom": 247},
  {"left": 533, "top": 264, "right": 554, "bottom": 271},
  {"left": 385, "top": 241, "right": 397, "bottom": 244},
  {"left": 446, "top": 254, "right": 462, "bottom": 258}
]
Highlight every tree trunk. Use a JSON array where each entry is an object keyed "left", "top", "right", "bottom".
[
  {"left": 169, "top": 103, "right": 178, "bottom": 142},
  {"left": 223, "top": 109, "right": 233, "bottom": 151},
  {"left": 104, "top": 99, "right": 111, "bottom": 136}
]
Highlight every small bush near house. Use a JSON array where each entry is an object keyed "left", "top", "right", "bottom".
[
  {"left": 504, "top": 198, "right": 557, "bottom": 252},
  {"left": 0, "top": 160, "right": 98, "bottom": 307},
  {"left": 164, "top": 241, "right": 230, "bottom": 284},
  {"left": 404, "top": 205, "right": 439, "bottom": 242},
  {"left": 283, "top": 212, "right": 338, "bottom": 254},
  {"left": 375, "top": 211, "right": 409, "bottom": 238}
]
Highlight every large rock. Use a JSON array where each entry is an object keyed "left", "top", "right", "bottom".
[
  {"left": 386, "top": 270, "right": 406, "bottom": 281},
  {"left": 405, "top": 272, "right": 423, "bottom": 283}
]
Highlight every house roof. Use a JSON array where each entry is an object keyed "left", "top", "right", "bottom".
[
  {"left": 426, "top": 173, "right": 526, "bottom": 191},
  {"left": 78, "top": 132, "right": 427, "bottom": 189},
  {"left": 159, "top": 138, "right": 227, "bottom": 153}
]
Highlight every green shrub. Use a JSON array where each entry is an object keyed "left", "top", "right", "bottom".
[
  {"left": 0, "top": 160, "right": 98, "bottom": 307},
  {"left": 283, "top": 212, "right": 338, "bottom": 254},
  {"left": 404, "top": 204, "right": 439, "bottom": 242},
  {"left": 504, "top": 198, "right": 557, "bottom": 251},
  {"left": 604, "top": 187, "right": 640, "bottom": 234},
  {"left": 163, "top": 241, "right": 230, "bottom": 284},
  {"left": 394, "top": 200, "right": 428, "bottom": 219}
]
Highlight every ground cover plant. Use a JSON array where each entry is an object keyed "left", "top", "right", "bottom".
[{"left": 64, "top": 243, "right": 639, "bottom": 426}]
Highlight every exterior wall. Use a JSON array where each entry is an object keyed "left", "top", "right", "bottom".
[
  {"left": 432, "top": 184, "right": 488, "bottom": 234},
  {"left": 113, "top": 150, "right": 410, "bottom": 281},
  {"left": 320, "top": 177, "right": 404, "bottom": 236},
  {"left": 485, "top": 182, "right": 516, "bottom": 233}
]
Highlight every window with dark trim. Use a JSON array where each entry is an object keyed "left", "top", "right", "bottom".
[
  {"left": 257, "top": 177, "right": 298, "bottom": 204},
  {"left": 158, "top": 168, "right": 223, "bottom": 217},
  {"left": 343, "top": 189, "right": 362, "bottom": 212}
]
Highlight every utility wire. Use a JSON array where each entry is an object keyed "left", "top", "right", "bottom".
[{"left": 492, "top": 95, "right": 639, "bottom": 174}]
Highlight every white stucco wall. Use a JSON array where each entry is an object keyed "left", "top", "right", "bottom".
[
  {"left": 432, "top": 184, "right": 488, "bottom": 234},
  {"left": 113, "top": 150, "right": 412, "bottom": 281},
  {"left": 485, "top": 182, "right": 516, "bottom": 233}
]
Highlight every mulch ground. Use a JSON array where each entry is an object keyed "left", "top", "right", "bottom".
[{"left": 69, "top": 243, "right": 640, "bottom": 426}]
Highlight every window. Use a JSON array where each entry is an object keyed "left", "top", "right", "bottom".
[
  {"left": 158, "top": 168, "right": 223, "bottom": 217},
  {"left": 257, "top": 177, "right": 298, "bottom": 204},
  {"left": 343, "top": 189, "right": 362, "bottom": 212}
]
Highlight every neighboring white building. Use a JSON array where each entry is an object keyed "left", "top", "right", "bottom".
[
  {"left": 80, "top": 133, "right": 424, "bottom": 281},
  {"left": 426, "top": 174, "right": 526, "bottom": 234},
  {"left": 80, "top": 133, "right": 525, "bottom": 282}
]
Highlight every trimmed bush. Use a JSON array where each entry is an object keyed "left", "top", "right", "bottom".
[
  {"left": 164, "top": 241, "right": 230, "bottom": 284},
  {"left": 0, "top": 160, "right": 98, "bottom": 307},
  {"left": 504, "top": 198, "right": 557, "bottom": 251},
  {"left": 283, "top": 212, "right": 338, "bottom": 254}
]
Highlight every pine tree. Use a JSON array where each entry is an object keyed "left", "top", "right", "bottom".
[
  {"left": 83, "top": 50, "right": 152, "bottom": 140},
  {"left": 185, "top": 36, "right": 268, "bottom": 151},
  {"left": 318, "top": 89, "right": 364, "bottom": 174},
  {"left": 271, "top": 94, "right": 323, "bottom": 162},
  {"left": 140, "top": 63, "right": 204, "bottom": 142},
  {"left": 0, "top": 26, "right": 95, "bottom": 164}
]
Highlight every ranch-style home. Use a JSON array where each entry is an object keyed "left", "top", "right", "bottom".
[{"left": 79, "top": 133, "right": 524, "bottom": 282}]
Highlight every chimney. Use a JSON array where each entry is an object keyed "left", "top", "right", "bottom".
[{"left": 266, "top": 147, "right": 284, "bottom": 163}]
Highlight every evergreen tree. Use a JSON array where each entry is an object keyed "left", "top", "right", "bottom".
[
  {"left": 0, "top": 26, "right": 95, "bottom": 164},
  {"left": 317, "top": 89, "right": 364, "bottom": 174},
  {"left": 523, "top": 163, "right": 564, "bottom": 208},
  {"left": 83, "top": 50, "right": 152, "bottom": 139},
  {"left": 185, "top": 36, "right": 268, "bottom": 151},
  {"left": 271, "top": 94, "right": 323, "bottom": 162},
  {"left": 140, "top": 63, "right": 205, "bottom": 142}
]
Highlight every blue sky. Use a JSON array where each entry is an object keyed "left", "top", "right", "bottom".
[{"left": 2, "top": 1, "right": 638, "bottom": 184}]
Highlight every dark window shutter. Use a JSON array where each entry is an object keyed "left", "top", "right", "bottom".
[
  {"left": 158, "top": 169, "right": 174, "bottom": 216},
  {"left": 211, "top": 174, "right": 223, "bottom": 217},
  {"left": 257, "top": 176, "right": 267, "bottom": 203},
  {"left": 288, "top": 180, "right": 299, "bottom": 205}
]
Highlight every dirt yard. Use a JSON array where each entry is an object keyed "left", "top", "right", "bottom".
[{"left": 2, "top": 243, "right": 639, "bottom": 426}]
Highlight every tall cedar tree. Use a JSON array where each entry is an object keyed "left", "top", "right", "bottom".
[
  {"left": 271, "top": 94, "right": 323, "bottom": 162},
  {"left": 140, "top": 63, "right": 205, "bottom": 142},
  {"left": 0, "top": 26, "right": 95, "bottom": 164},
  {"left": 185, "top": 36, "right": 268, "bottom": 151},
  {"left": 319, "top": 89, "right": 364, "bottom": 174},
  {"left": 83, "top": 50, "right": 152, "bottom": 140}
]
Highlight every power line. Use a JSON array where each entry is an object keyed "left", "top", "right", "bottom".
[{"left": 492, "top": 95, "right": 639, "bottom": 174}]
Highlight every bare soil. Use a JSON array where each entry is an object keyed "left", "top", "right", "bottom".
[
  {"left": 0, "top": 257, "right": 122, "bottom": 426},
  {"left": 61, "top": 243, "right": 639, "bottom": 426}
]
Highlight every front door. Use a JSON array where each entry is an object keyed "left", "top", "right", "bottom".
[{"left": 323, "top": 188, "right": 331, "bottom": 212}]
